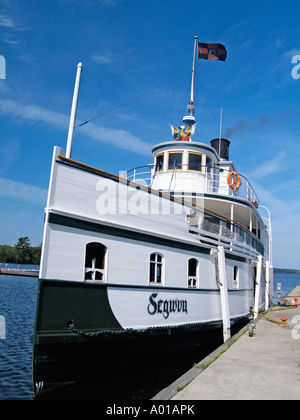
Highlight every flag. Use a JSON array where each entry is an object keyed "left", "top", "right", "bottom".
[{"left": 198, "top": 42, "right": 227, "bottom": 61}]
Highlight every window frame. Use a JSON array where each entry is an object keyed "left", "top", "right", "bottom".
[
  {"left": 84, "top": 242, "right": 107, "bottom": 282},
  {"left": 233, "top": 265, "right": 239, "bottom": 290},
  {"left": 167, "top": 151, "right": 183, "bottom": 171},
  {"left": 155, "top": 153, "right": 165, "bottom": 173},
  {"left": 188, "top": 152, "right": 203, "bottom": 172},
  {"left": 149, "top": 252, "right": 164, "bottom": 285},
  {"left": 188, "top": 257, "right": 199, "bottom": 289}
]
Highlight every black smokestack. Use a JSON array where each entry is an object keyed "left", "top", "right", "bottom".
[{"left": 210, "top": 138, "right": 230, "bottom": 160}]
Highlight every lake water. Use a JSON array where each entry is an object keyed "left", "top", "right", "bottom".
[
  {"left": 0, "top": 271, "right": 38, "bottom": 400},
  {"left": 0, "top": 266, "right": 299, "bottom": 400}
]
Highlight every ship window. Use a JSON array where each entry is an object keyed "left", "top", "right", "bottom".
[
  {"left": 188, "top": 152, "right": 202, "bottom": 172},
  {"left": 168, "top": 152, "right": 182, "bottom": 170},
  {"left": 188, "top": 258, "right": 198, "bottom": 288},
  {"left": 233, "top": 265, "right": 239, "bottom": 289},
  {"left": 155, "top": 153, "right": 164, "bottom": 172},
  {"left": 149, "top": 253, "right": 164, "bottom": 284},
  {"left": 85, "top": 242, "right": 107, "bottom": 282}
]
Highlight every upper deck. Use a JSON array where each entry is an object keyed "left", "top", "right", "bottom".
[
  {"left": 126, "top": 141, "right": 259, "bottom": 206},
  {"left": 125, "top": 138, "right": 259, "bottom": 208},
  {"left": 123, "top": 137, "right": 269, "bottom": 254}
]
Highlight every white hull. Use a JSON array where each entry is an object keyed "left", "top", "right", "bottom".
[{"left": 39, "top": 146, "right": 269, "bottom": 329}]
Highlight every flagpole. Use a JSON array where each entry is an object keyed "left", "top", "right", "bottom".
[
  {"left": 184, "top": 36, "right": 198, "bottom": 129},
  {"left": 189, "top": 36, "right": 198, "bottom": 112}
]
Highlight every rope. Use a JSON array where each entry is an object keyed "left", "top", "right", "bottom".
[
  {"left": 250, "top": 308, "right": 293, "bottom": 325},
  {"left": 195, "top": 72, "right": 219, "bottom": 131},
  {"left": 70, "top": 319, "right": 216, "bottom": 339},
  {"left": 75, "top": 72, "right": 188, "bottom": 129}
]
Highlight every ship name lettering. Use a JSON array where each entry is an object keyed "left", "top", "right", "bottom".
[{"left": 147, "top": 293, "right": 188, "bottom": 318}]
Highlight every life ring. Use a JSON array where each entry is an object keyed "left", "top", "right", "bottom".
[{"left": 227, "top": 171, "right": 241, "bottom": 190}]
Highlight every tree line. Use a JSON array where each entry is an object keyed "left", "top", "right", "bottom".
[
  {"left": 273, "top": 268, "right": 300, "bottom": 274},
  {"left": 0, "top": 237, "right": 41, "bottom": 265}
]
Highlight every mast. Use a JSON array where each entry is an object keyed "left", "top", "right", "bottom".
[
  {"left": 66, "top": 62, "right": 83, "bottom": 159},
  {"left": 183, "top": 36, "right": 198, "bottom": 128},
  {"left": 190, "top": 35, "right": 198, "bottom": 109}
]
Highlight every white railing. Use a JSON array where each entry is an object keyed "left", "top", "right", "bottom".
[
  {"left": 125, "top": 165, "right": 259, "bottom": 206},
  {"left": 187, "top": 210, "right": 267, "bottom": 259},
  {"left": 125, "top": 165, "right": 153, "bottom": 186},
  {"left": 124, "top": 165, "right": 267, "bottom": 258}
]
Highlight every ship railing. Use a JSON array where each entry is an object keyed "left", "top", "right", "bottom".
[
  {"left": 201, "top": 166, "right": 259, "bottom": 206},
  {"left": 187, "top": 210, "right": 267, "bottom": 259},
  {"left": 125, "top": 164, "right": 259, "bottom": 206},
  {"left": 124, "top": 165, "right": 153, "bottom": 186},
  {"left": 124, "top": 166, "right": 267, "bottom": 258}
]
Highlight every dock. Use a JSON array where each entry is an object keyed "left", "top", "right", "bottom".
[
  {"left": 0, "top": 266, "right": 39, "bottom": 277},
  {"left": 153, "top": 286, "right": 300, "bottom": 401}
]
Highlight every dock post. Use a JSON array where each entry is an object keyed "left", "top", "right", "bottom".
[
  {"left": 217, "top": 246, "right": 231, "bottom": 342},
  {"left": 254, "top": 255, "right": 263, "bottom": 319},
  {"left": 265, "top": 260, "right": 270, "bottom": 311}
]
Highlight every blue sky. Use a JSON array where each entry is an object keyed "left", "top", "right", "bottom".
[{"left": 0, "top": 0, "right": 299, "bottom": 269}]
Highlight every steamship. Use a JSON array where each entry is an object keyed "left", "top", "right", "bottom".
[{"left": 32, "top": 38, "right": 273, "bottom": 395}]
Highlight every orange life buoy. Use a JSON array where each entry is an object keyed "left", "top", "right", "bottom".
[{"left": 227, "top": 171, "right": 241, "bottom": 191}]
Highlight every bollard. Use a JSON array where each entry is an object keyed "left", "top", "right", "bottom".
[
  {"left": 249, "top": 321, "right": 256, "bottom": 337},
  {"left": 280, "top": 317, "right": 288, "bottom": 326}
]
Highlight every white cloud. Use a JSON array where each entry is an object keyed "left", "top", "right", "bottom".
[
  {"left": 0, "top": 14, "right": 17, "bottom": 29},
  {"left": 0, "top": 13, "right": 27, "bottom": 31},
  {"left": 285, "top": 48, "right": 300, "bottom": 59},
  {"left": 248, "top": 151, "right": 287, "bottom": 179},
  {"left": 92, "top": 54, "right": 116, "bottom": 65},
  {"left": 0, "top": 99, "right": 68, "bottom": 128},
  {"left": 0, "top": 177, "right": 47, "bottom": 205},
  {"left": 0, "top": 98, "right": 151, "bottom": 155},
  {"left": 79, "top": 121, "right": 150, "bottom": 155}
]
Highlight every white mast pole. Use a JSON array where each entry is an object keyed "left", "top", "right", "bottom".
[
  {"left": 190, "top": 36, "right": 198, "bottom": 109},
  {"left": 66, "top": 62, "right": 83, "bottom": 159}
]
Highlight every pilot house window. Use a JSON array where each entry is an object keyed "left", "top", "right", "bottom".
[
  {"left": 155, "top": 154, "right": 164, "bottom": 172},
  {"left": 168, "top": 152, "right": 182, "bottom": 170},
  {"left": 188, "top": 153, "right": 202, "bottom": 171},
  {"left": 85, "top": 242, "right": 107, "bottom": 281}
]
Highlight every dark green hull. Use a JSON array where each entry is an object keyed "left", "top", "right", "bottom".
[{"left": 32, "top": 279, "right": 247, "bottom": 395}]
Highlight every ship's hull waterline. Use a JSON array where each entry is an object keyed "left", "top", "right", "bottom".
[{"left": 33, "top": 279, "right": 251, "bottom": 393}]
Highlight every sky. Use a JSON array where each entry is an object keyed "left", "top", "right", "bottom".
[{"left": 0, "top": 0, "right": 299, "bottom": 269}]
